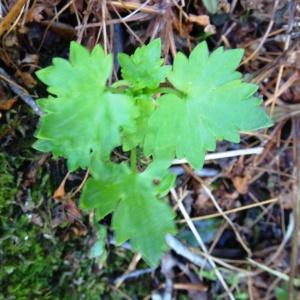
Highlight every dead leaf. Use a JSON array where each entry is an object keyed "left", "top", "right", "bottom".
[
  {"left": 22, "top": 155, "right": 48, "bottom": 188},
  {"left": 70, "top": 0, "right": 84, "bottom": 14},
  {"left": 53, "top": 173, "right": 70, "bottom": 200},
  {"left": 65, "top": 199, "right": 82, "bottom": 222},
  {"left": 217, "top": 0, "right": 230, "bottom": 13},
  {"left": 280, "top": 191, "right": 294, "bottom": 210},
  {"left": 26, "top": 5, "right": 45, "bottom": 23},
  {"left": 0, "top": 0, "right": 27, "bottom": 37},
  {"left": 0, "top": 83, "right": 5, "bottom": 100},
  {"left": 71, "top": 225, "right": 88, "bottom": 236},
  {"left": 21, "top": 54, "right": 39, "bottom": 65},
  {"left": 0, "top": 97, "right": 17, "bottom": 110},
  {"left": 30, "top": 213, "right": 44, "bottom": 227},
  {"left": 15, "top": 70, "right": 37, "bottom": 89},
  {"left": 204, "top": 24, "right": 216, "bottom": 35},
  {"left": 188, "top": 14, "right": 210, "bottom": 26},
  {"left": 3, "top": 33, "right": 19, "bottom": 47},
  {"left": 233, "top": 176, "right": 249, "bottom": 194},
  {"left": 53, "top": 184, "right": 66, "bottom": 200},
  {"left": 40, "top": 21, "right": 77, "bottom": 40}
]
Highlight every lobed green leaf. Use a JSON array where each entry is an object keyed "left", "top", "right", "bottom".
[
  {"left": 122, "top": 94, "right": 155, "bottom": 151},
  {"left": 118, "top": 39, "right": 171, "bottom": 91},
  {"left": 80, "top": 160, "right": 176, "bottom": 266},
  {"left": 33, "top": 39, "right": 273, "bottom": 267},
  {"left": 144, "top": 42, "right": 273, "bottom": 168},
  {"left": 34, "top": 42, "right": 138, "bottom": 171}
]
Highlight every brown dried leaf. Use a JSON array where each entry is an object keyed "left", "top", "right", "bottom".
[
  {"left": 26, "top": 5, "right": 45, "bottom": 23},
  {"left": 70, "top": 0, "right": 84, "bottom": 14},
  {"left": 53, "top": 172, "right": 70, "bottom": 200},
  {"left": 0, "top": 83, "right": 5, "bottom": 99},
  {"left": 188, "top": 14, "right": 210, "bottom": 26},
  {"left": 40, "top": 21, "right": 77, "bottom": 40},
  {"left": 53, "top": 184, "right": 66, "bottom": 200},
  {"left": 22, "top": 155, "right": 48, "bottom": 188},
  {"left": 232, "top": 176, "right": 249, "bottom": 194},
  {"left": 0, "top": 0, "right": 27, "bottom": 37},
  {"left": 21, "top": 54, "right": 39, "bottom": 67},
  {"left": 204, "top": 24, "right": 216, "bottom": 35},
  {"left": 30, "top": 213, "right": 44, "bottom": 227},
  {"left": 0, "top": 97, "right": 17, "bottom": 110},
  {"left": 71, "top": 225, "right": 87, "bottom": 236},
  {"left": 65, "top": 199, "right": 82, "bottom": 222},
  {"left": 280, "top": 191, "right": 294, "bottom": 210},
  {"left": 15, "top": 70, "right": 37, "bottom": 88}
]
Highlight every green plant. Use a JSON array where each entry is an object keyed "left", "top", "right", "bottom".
[
  {"left": 0, "top": 153, "right": 17, "bottom": 212},
  {"left": 33, "top": 39, "right": 272, "bottom": 266}
]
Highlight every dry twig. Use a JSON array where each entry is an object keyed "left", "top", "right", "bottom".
[{"left": 170, "top": 188, "right": 236, "bottom": 300}]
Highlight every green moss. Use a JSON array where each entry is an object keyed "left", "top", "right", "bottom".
[
  {"left": 0, "top": 153, "right": 17, "bottom": 212},
  {"left": 0, "top": 214, "right": 57, "bottom": 299},
  {"left": 0, "top": 151, "right": 152, "bottom": 299}
]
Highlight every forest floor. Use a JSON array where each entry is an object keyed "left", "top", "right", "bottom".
[{"left": 0, "top": 0, "right": 299, "bottom": 299}]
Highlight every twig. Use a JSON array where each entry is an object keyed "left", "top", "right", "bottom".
[
  {"left": 172, "top": 147, "right": 264, "bottom": 165},
  {"left": 165, "top": 234, "right": 212, "bottom": 270},
  {"left": 107, "top": 1, "right": 163, "bottom": 15},
  {"left": 120, "top": 0, "right": 152, "bottom": 22},
  {"left": 265, "top": 72, "right": 299, "bottom": 107},
  {"left": 37, "top": 0, "right": 73, "bottom": 52},
  {"left": 251, "top": 40, "right": 300, "bottom": 84},
  {"left": 71, "top": 170, "right": 89, "bottom": 197},
  {"left": 0, "top": 68, "right": 42, "bottom": 115},
  {"left": 201, "top": 184, "right": 252, "bottom": 257},
  {"left": 247, "top": 258, "right": 300, "bottom": 287},
  {"left": 110, "top": 5, "right": 143, "bottom": 44},
  {"left": 113, "top": 268, "right": 153, "bottom": 286},
  {"left": 170, "top": 166, "right": 219, "bottom": 177},
  {"left": 101, "top": 0, "right": 108, "bottom": 53},
  {"left": 0, "top": 0, "right": 26, "bottom": 37},
  {"left": 170, "top": 189, "right": 236, "bottom": 300},
  {"left": 177, "top": 198, "right": 278, "bottom": 223},
  {"left": 240, "top": 0, "right": 280, "bottom": 66},
  {"left": 75, "top": 12, "right": 150, "bottom": 29},
  {"left": 269, "top": 0, "right": 296, "bottom": 117},
  {"left": 266, "top": 212, "right": 294, "bottom": 265},
  {"left": 288, "top": 116, "right": 300, "bottom": 299},
  {"left": 162, "top": 282, "right": 208, "bottom": 292}
]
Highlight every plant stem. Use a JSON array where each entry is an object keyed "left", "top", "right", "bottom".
[
  {"left": 130, "top": 147, "right": 137, "bottom": 172},
  {"left": 111, "top": 80, "right": 130, "bottom": 88}
]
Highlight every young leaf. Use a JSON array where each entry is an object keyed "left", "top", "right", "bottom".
[
  {"left": 80, "top": 160, "right": 176, "bottom": 266},
  {"left": 122, "top": 95, "right": 155, "bottom": 151},
  {"left": 34, "top": 42, "right": 137, "bottom": 171},
  {"left": 144, "top": 42, "right": 272, "bottom": 168},
  {"left": 118, "top": 39, "right": 171, "bottom": 90}
]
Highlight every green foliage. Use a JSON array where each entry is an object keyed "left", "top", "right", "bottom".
[
  {"left": 275, "top": 286, "right": 289, "bottom": 300},
  {"left": 0, "top": 207, "right": 142, "bottom": 300},
  {"left": 81, "top": 160, "right": 175, "bottom": 266},
  {"left": 144, "top": 42, "right": 272, "bottom": 168},
  {"left": 0, "top": 153, "right": 17, "bottom": 212},
  {"left": 123, "top": 94, "right": 155, "bottom": 151},
  {"left": 0, "top": 154, "right": 109, "bottom": 300},
  {"left": 34, "top": 42, "right": 137, "bottom": 171},
  {"left": 34, "top": 39, "right": 272, "bottom": 266},
  {"left": 0, "top": 215, "right": 60, "bottom": 299},
  {"left": 118, "top": 39, "right": 171, "bottom": 90}
]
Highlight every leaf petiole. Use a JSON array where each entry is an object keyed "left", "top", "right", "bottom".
[
  {"left": 111, "top": 80, "right": 130, "bottom": 88},
  {"left": 130, "top": 147, "right": 137, "bottom": 173}
]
